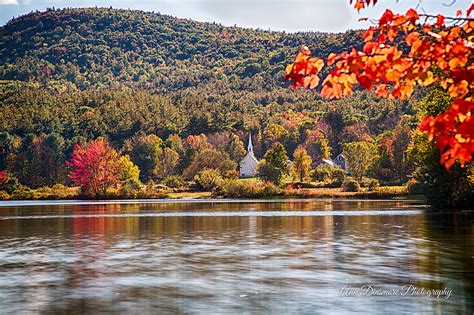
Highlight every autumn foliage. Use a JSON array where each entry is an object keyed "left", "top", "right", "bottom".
[
  {"left": 285, "top": 2, "right": 474, "bottom": 169},
  {"left": 66, "top": 139, "right": 120, "bottom": 197},
  {"left": 0, "top": 171, "right": 7, "bottom": 184}
]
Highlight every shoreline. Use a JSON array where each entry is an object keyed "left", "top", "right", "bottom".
[
  {"left": 0, "top": 195, "right": 426, "bottom": 208},
  {"left": 0, "top": 186, "right": 420, "bottom": 202}
]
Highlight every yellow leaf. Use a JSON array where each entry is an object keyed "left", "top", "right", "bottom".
[{"left": 373, "top": 55, "right": 386, "bottom": 64}]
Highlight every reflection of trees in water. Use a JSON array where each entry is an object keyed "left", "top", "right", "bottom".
[
  {"left": 0, "top": 201, "right": 473, "bottom": 313},
  {"left": 423, "top": 212, "right": 474, "bottom": 312}
]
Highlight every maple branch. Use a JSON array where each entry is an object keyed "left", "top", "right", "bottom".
[{"left": 418, "top": 14, "right": 474, "bottom": 22}]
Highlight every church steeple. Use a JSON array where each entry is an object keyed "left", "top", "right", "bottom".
[
  {"left": 239, "top": 132, "right": 259, "bottom": 178},
  {"left": 247, "top": 132, "right": 254, "bottom": 156}
]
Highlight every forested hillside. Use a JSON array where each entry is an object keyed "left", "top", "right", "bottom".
[
  {"left": 0, "top": 8, "right": 431, "bottom": 198},
  {"left": 0, "top": 7, "right": 360, "bottom": 92}
]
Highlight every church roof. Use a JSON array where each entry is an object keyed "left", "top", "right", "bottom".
[{"left": 241, "top": 153, "right": 259, "bottom": 164}]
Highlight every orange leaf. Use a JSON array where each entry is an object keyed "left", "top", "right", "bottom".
[
  {"left": 327, "top": 53, "right": 338, "bottom": 65},
  {"left": 448, "top": 57, "right": 463, "bottom": 69},
  {"left": 379, "top": 9, "right": 394, "bottom": 26},
  {"left": 435, "top": 15, "right": 445, "bottom": 26},
  {"left": 303, "top": 75, "right": 320, "bottom": 89}
]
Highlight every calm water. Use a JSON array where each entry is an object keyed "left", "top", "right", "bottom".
[{"left": 0, "top": 199, "right": 472, "bottom": 314}]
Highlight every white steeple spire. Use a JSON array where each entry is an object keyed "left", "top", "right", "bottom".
[
  {"left": 239, "top": 132, "right": 259, "bottom": 178},
  {"left": 247, "top": 132, "right": 254, "bottom": 155}
]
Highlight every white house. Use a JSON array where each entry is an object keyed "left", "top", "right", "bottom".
[
  {"left": 334, "top": 154, "right": 348, "bottom": 171},
  {"left": 318, "top": 154, "right": 348, "bottom": 172},
  {"left": 239, "top": 133, "right": 259, "bottom": 178}
]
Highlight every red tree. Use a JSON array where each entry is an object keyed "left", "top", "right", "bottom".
[
  {"left": 285, "top": 1, "right": 474, "bottom": 169},
  {"left": 66, "top": 139, "right": 120, "bottom": 197},
  {"left": 0, "top": 171, "right": 7, "bottom": 185}
]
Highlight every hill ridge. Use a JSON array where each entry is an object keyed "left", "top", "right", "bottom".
[{"left": 0, "top": 7, "right": 360, "bottom": 92}]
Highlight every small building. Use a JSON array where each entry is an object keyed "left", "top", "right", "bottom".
[
  {"left": 321, "top": 158, "right": 336, "bottom": 167},
  {"left": 239, "top": 133, "right": 259, "bottom": 178},
  {"left": 317, "top": 155, "right": 348, "bottom": 172},
  {"left": 334, "top": 154, "right": 348, "bottom": 171}
]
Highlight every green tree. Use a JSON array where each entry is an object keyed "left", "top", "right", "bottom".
[
  {"left": 167, "top": 134, "right": 185, "bottom": 157},
  {"left": 126, "top": 134, "right": 163, "bottom": 181},
  {"left": 409, "top": 89, "right": 474, "bottom": 209},
  {"left": 12, "top": 134, "right": 67, "bottom": 188},
  {"left": 257, "top": 142, "right": 289, "bottom": 185},
  {"left": 227, "top": 133, "right": 246, "bottom": 161},
  {"left": 392, "top": 122, "right": 412, "bottom": 182},
  {"left": 194, "top": 169, "right": 223, "bottom": 191},
  {"left": 263, "top": 124, "right": 289, "bottom": 148},
  {"left": 343, "top": 141, "right": 379, "bottom": 182},
  {"left": 291, "top": 146, "right": 312, "bottom": 182},
  {"left": 155, "top": 147, "right": 180, "bottom": 179}
]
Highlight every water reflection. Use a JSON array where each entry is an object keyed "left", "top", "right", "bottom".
[{"left": 0, "top": 200, "right": 472, "bottom": 313}]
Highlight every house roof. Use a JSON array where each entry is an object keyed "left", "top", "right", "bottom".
[{"left": 321, "top": 158, "right": 335, "bottom": 166}]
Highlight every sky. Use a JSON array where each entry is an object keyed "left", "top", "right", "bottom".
[{"left": 0, "top": 0, "right": 471, "bottom": 32}]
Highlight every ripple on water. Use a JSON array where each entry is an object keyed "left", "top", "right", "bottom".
[{"left": 0, "top": 200, "right": 472, "bottom": 314}]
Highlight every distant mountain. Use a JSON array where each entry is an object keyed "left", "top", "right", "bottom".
[{"left": 0, "top": 7, "right": 362, "bottom": 92}]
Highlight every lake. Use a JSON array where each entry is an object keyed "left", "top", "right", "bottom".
[{"left": 0, "top": 199, "right": 472, "bottom": 314}]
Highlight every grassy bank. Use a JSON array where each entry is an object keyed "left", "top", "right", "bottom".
[
  {"left": 282, "top": 186, "right": 411, "bottom": 199},
  {"left": 0, "top": 181, "right": 412, "bottom": 201}
]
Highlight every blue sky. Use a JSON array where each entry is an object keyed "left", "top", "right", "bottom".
[{"left": 0, "top": 0, "right": 471, "bottom": 32}]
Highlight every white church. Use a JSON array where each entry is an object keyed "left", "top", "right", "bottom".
[{"left": 239, "top": 133, "right": 259, "bottom": 178}]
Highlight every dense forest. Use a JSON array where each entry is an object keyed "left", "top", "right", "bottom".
[
  {"left": 0, "top": 8, "right": 472, "bottom": 206},
  {"left": 0, "top": 7, "right": 362, "bottom": 91}
]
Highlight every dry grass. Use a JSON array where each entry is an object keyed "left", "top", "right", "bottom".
[
  {"left": 283, "top": 186, "right": 408, "bottom": 199},
  {"left": 166, "top": 191, "right": 212, "bottom": 199}
]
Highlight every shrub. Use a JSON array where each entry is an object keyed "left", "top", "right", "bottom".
[
  {"left": 0, "top": 191, "right": 10, "bottom": 200},
  {"left": 341, "top": 179, "right": 360, "bottom": 192},
  {"left": 366, "top": 178, "right": 380, "bottom": 191},
  {"left": 261, "top": 182, "right": 281, "bottom": 196},
  {"left": 52, "top": 183, "right": 67, "bottom": 191},
  {"left": 50, "top": 184, "right": 79, "bottom": 199},
  {"left": 36, "top": 186, "right": 52, "bottom": 194},
  {"left": 194, "top": 169, "right": 223, "bottom": 191},
  {"left": 10, "top": 186, "right": 35, "bottom": 200},
  {"left": 0, "top": 172, "right": 19, "bottom": 194},
  {"left": 331, "top": 167, "right": 346, "bottom": 187},
  {"left": 224, "top": 169, "right": 239, "bottom": 179},
  {"left": 406, "top": 178, "right": 424, "bottom": 195},
  {"left": 119, "top": 182, "right": 140, "bottom": 198},
  {"left": 215, "top": 179, "right": 281, "bottom": 198},
  {"left": 312, "top": 165, "right": 346, "bottom": 187},
  {"left": 162, "top": 175, "right": 185, "bottom": 188},
  {"left": 136, "top": 183, "right": 168, "bottom": 199},
  {"left": 312, "top": 165, "right": 331, "bottom": 182},
  {"left": 291, "top": 182, "right": 319, "bottom": 188}
]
